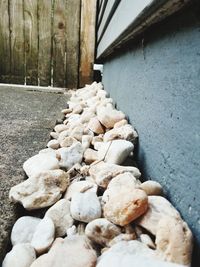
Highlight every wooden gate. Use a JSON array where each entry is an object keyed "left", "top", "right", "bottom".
[{"left": 0, "top": 0, "right": 96, "bottom": 88}]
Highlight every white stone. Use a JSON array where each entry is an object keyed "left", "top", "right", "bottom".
[
  {"left": 98, "top": 140, "right": 134, "bottom": 165},
  {"left": 113, "top": 119, "right": 128, "bottom": 128},
  {"left": 54, "top": 124, "right": 69, "bottom": 133},
  {"left": 140, "top": 234, "right": 156, "bottom": 249},
  {"left": 103, "top": 124, "right": 138, "bottom": 143},
  {"left": 70, "top": 191, "right": 101, "bottom": 223},
  {"left": 11, "top": 216, "right": 41, "bottom": 246},
  {"left": 58, "top": 142, "right": 83, "bottom": 169},
  {"left": 30, "top": 236, "right": 97, "bottom": 267},
  {"left": 97, "top": 106, "right": 125, "bottom": 128},
  {"left": 50, "top": 131, "right": 59, "bottom": 139},
  {"left": 31, "top": 217, "right": 55, "bottom": 254},
  {"left": 47, "top": 139, "right": 60, "bottom": 149},
  {"left": 23, "top": 153, "right": 59, "bottom": 178},
  {"left": 84, "top": 148, "right": 99, "bottom": 164},
  {"left": 45, "top": 199, "right": 74, "bottom": 237},
  {"left": 66, "top": 225, "right": 77, "bottom": 236},
  {"left": 85, "top": 218, "right": 121, "bottom": 246},
  {"left": 136, "top": 196, "right": 181, "bottom": 235},
  {"left": 2, "top": 243, "right": 36, "bottom": 267},
  {"left": 88, "top": 117, "right": 105, "bottom": 134},
  {"left": 9, "top": 170, "right": 69, "bottom": 210},
  {"left": 64, "top": 180, "right": 97, "bottom": 201},
  {"left": 89, "top": 161, "right": 141, "bottom": 188},
  {"left": 82, "top": 135, "right": 93, "bottom": 151},
  {"left": 139, "top": 180, "right": 163, "bottom": 196}
]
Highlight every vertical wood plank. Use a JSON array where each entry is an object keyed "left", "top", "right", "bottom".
[
  {"left": 38, "top": 0, "right": 52, "bottom": 86},
  {"left": 65, "top": 0, "right": 81, "bottom": 88},
  {"left": 9, "top": 0, "right": 25, "bottom": 84},
  {"left": 24, "top": 0, "right": 38, "bottom": 85},
  {"left": 79, "top": 0, "right": 97, "bottom": 87},
  {"left": 0, "top": 0, "right": 11, "bottom": 83},
  {"left": 52, "top": 0, "right": 66, "bottom": 88}
]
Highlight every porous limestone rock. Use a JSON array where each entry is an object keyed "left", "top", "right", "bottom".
[
  {"left": 31, "top": 217, "right": 55, "bottom": 254},
  {"left": 2, "top": 243, "right": 36, "bottom": 267},
  {"left": 64, "top": 180, "right": 97, "bottom": 201},
  {"left": 70, "top": 191, "right": 101, "bottom": 223},
  {"left": 47, "top": 139, "right": 60, "bottom": 149},
  {"left": 30, "top": 236, "right": 97, "bottom": 267},
  {"left": 103, "top": 124, "right": 138, "bottom": 143},
  {"left": 140, "top": 180, "right": 163, "bottom": 196},
  {"left": 9, "top": 170, "right": 69, "bottom": 210},
  {"left": 97, "top": 140, "right": 134, "bottom": 165},
  {"left": 97, "top": 106, "right": 125, "bottom": 128},
  {"left": 85, "top": 218, "right": 121, "bottom": 246},
  {"left": 58, "top": 142, "right": 83, "bottom": 169},
  {"left": 45, "top": 199, "right": 74, "bottom": 237},
  {"left": 89, "top": 161, "right": 141, "bottom": 188},
  {"left": 11, "top": 216, "right": 41, "bottom": 245},
  {"left": 155, "top": 216, "right": 193, "bottom": 266},
  {"left": 84, "top": 148, "right": 99, "bottom": 164},
  {"left": 23, "top": 153, "right": 59, "bottom": 177},
  {"left": 103, "top": 188, "right": 148, "bottom": 226},
  {"left": 136, "top": 196, "right": 181, "bottom": 235},
  {"left": 88, "top": 117, "right": 105, "bottom": 134}
]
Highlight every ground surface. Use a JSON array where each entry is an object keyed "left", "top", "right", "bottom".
[{"left": 0, "top": 86, "right": 69, "bottom": 262}]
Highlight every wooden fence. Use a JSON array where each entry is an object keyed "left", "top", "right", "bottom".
[{"left": 0, "top": 0, "right": 96, "bottom": 88}]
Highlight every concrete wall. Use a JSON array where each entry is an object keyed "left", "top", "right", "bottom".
[{"left": 102, "top": 4, "right": 200, "bottom": 265}]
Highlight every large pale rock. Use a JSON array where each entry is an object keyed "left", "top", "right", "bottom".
[
  {"left": 30, "top": 236, "right": 97, "bottom": 267},
  {"left": 47, "top": 139, "right": 60, "bottom": 149},
  {"left": 104, "top": 188, "right": 148, "bottom": 226},
  {"left": 156, "top": 216, "right": 193, "bottom": 266},
  {"left": 23, "top": 153, "right": 59, "bottom": 177},
  {"left": 58, "top": 142, "right": 83, "bottom": 169},
  {"left": 31, "top": 217, "right": 55, "bottom": 254},
  {"left": 70, "top": 124, "right": 85, "bottom": 141},
  {"left": 136, "top": 196, "right": 181, "bottom": 235},
  {"left": 50, "top": 131, "right": 59, "bottom": 139},
  {"left": 140, "top": 234, "right": 156, "bottom": 249},
  {"left": 64, "top": 180, "right": 97, "bottom": 201},
  {"left": 70, "top": 191, "right": 101, "bottom": 223},
  {"left": 102, "top": 172, "right": 141, "bottom": 205},
  {"left": 84, "top": 148, "right": 99, "bottom": 164},
  {"left": 9, "top": 170, "right": 69, "bottom": 210},
  {"left": 140, "top": 180, "right": 163, "bottom": 196},
  {"left": 97, "top": 241, "right": 184, "bottom": 267},
  {"left": 89, "top": 161, "right": 141, "bottom": 188},
  {"left": 98, "top": 140, "right": 134, "bottom": 164},
  {"left": 80, "top": 108, "right": 96, "bottom": 123},
  {"left": 97, "top": 106, "right": 125, "bottom": 128},
  {"left": 85, "top": 218, "right": 121, "bottom": 246},
  {"left": 2, "top": 243, "right": 36, "bottom": 267},
  {"left": 45, "top": 199, "right": 74, "bottom": 237},
  {"left": 88, "top": 117, "right": 105, "bottom": 134},
  {"left": 11, "top": 216, "right": 41, "bottom": 245},
  {"left": 104, "top": 124, "right": 138, "bottom": 143}
]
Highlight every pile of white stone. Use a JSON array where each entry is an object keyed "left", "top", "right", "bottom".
[{"left": 3, "top": 82, "right": 193, "bottom": 267}]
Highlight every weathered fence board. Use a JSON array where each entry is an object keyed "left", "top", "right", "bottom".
[
  {"left": 65, "top": 0, "right": 81, "bottom": 88},
  {"left": 0, "top": 0, "right": 10, "bottom": 83},
  {"left": 79, "top": 0, "right": 97, "bottom": 87},
  {"left": 9, "top": 0, "right": 24, "bottom": 84},
  {"left": 38, "top": 0, "right": 52, "bottom": 86},
  {"left": 24, "top": 0, "right": 38, "bottom": 85},
  {"left": 0, "top": 0, "right": 96, "bottom": 88},
  {"left": 53, "top": 0, "right": 66, "bottom": 88}
]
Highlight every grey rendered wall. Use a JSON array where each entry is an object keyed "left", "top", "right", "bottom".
[{"left": 102, "top": 5, "right": 200, "bottom": 265}]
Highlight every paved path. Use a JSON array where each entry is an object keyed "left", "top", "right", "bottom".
[{"left": 0, "top": 86, "right": 69, "bottom": 262}]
